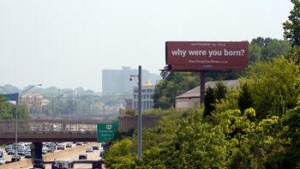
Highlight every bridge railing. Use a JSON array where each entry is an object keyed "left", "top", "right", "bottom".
[{"left": 0, "top": 119, "right": 100, "bottom": 134}]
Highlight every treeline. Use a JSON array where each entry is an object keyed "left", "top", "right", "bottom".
[
  {"left": 0, "top": 86, "right": 127, "bottom": 119},
  {"left": 103, "top": 56, "right": 300, "bottom": 168}
]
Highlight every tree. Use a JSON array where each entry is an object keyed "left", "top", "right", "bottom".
[
  {"left": 203, "top": 87, "right": 215, "bottom": 117},
  {"left": 246, "top": 57, "right": 300, "bottom": 119},
  {"left": 203, "top": 81, "right": 228, "bottom": 117},
  {"left": 0, "top": 95, "right": 14, "bottom": 119},
  {"left": 153, "top": 72, "right": 199, "bottom": 109},
  {"left": 283, "top": 0, "right": 300, "bottom": 64},
  {"left": 125, "top": 107, "right": 137, "bottom": 116},
  {"left": 283, "top": 0, "right": 300, "bottom": 47},
  {"left": 249, "top": 37, "right": 290, "bottom": 63},
  {"left": 238, "top": 80, "right": 253, "bottom": 113}
]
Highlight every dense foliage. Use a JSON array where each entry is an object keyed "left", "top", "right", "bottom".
[
  {"left": 104, "top": 56, "right": 300, "bottom": 168},
  {"left": 105, "top": 2, "right": 300, "bottom": 163},
  {"left": 283, "top": 0, "right": 300, "bottom": 47},
  {"left": 0, "top": 95, "right": 30, "bottom": 120}
]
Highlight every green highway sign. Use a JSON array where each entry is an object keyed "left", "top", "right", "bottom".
[{"left": 97, "top": 121, "right": 118, "bottom": 142}]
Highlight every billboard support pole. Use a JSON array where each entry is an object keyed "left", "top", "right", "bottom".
[{"left": 200, "top": 71, "right": 205, "bottom": 106}]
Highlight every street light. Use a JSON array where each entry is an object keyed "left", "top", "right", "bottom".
[
  {"left": 15, "top": 84, "right": 42, "bottom": 157},
  {"left": 130, "top": 65, "right": 142, "bottom": 160},
  {"left": 51, "top": 90, "right": 74, "bottom": 131},
  {"left": 56, "top": 90, "right": 74, "bottom": 117}
]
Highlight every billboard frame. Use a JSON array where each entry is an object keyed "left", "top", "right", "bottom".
[{"left": 166, "top": 41, "right": 248, "bottom": 71}]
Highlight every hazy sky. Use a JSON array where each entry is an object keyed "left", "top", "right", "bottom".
[{"left": 0, "top": 0, "right": 293, "bottom": 92}]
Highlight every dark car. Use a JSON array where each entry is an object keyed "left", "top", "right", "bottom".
[
  {"left": 5, "top": 144, "right": 13, "bottom": 152},
  {"left": 66, "top": 143, "right": 72, "bottom": 148},
  {"left": 92, "top": 160, "right": 103, "bottom": 169},
  {"left": 33, "top": 159, "right": 45, "bottom": 169},
  {"left": 18, "top": 150, "right": 25, "bottom": 156},
  {"left": 57, "top": 144, "right": 65, "bottom": 150},
  {"left": 92, "top": 145, "right": 99, "bottom": 150},
  {"left": 100, "top": 151, "right": 105, "bottom": 157},
  {"left": 78, "top": 154, "right": 87, "bottom": 160},
  {"left": 76, "top": 142, "right": 83, "bottom": 146},
  {"left": 11, "top": 155, "right": 20, "bottom": 162},
  {"left": 7, "top": 149, "right": 15, "bottom": 155}
]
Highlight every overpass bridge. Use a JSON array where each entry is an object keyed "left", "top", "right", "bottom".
[
  {"left": 0, "top": 119, "right": 106, "bottom": 142},
  {"left": 0, "top": 118, "right": 114, "bottom": 160}
]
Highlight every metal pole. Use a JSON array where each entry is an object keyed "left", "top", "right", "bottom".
[
  {"left": 15, "top": 96, "right": 18, "bottom": 157},
  {"left": 15, "top": 84, "right": 42, "bottom": 157},
  {"left": 52, "top": 99, "right": 54, "bottom": 131},
  {"left": 200, "top": 71, "right": 205, "bottom": 106},
  {"left": 138, "top": 65, "right": 142, "bottom": 160}
]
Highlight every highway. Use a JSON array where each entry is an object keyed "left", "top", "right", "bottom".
[{"left": 0, "top": 142, "right": 104, "bottom": 169}]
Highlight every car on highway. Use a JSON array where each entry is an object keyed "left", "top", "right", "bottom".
[
  {"left": 33, "top": 159, "right": 45, "bottom": 169},
  {"left": 52, "top": 160, "right": 73, "bottom": 169},
  {"left": 42, "top": 147, "right": 48, "bottom": 154},
  {"left": 11, "top": 155, "right": 21, "bottom": 162},
  {"left": 92, "top": 145, "right": 99, "bottom": 150},
  {"left": 7, "top": 149, "right": 15, "bottom": 155},
  {"left": 0, "top": 158, "right": 6, "bottom": 165},
  {"left": 100, "top": 150, "right": 105, "bottom": 157},
  {"left": 79, "top": 153, "right": 87, "bottom": 160},
  {"left": 5, "top": 144, "right": 13, "bottom": 152},
  {"left": 86, "top": 147, "right": 93, "bottom": 153},
  {"left": 66, "top": 142, "right": 72, "bottom": 148},
  {"left": 57, "top": 144, "right": 65, "bottom": 150},
  {"left": 92, "top": 160, "right": 103, "bottom": 169},
  {"left": 18, "top": 150, "right": 26, "bottom": 156},
  {"left": 76, "top": 142, "right": 83, "bottom": 146},
  {"left": 25, "top": 152, "right": 31, "bottom": 158}
]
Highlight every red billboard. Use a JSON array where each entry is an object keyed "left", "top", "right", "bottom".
[{"left": 166, "top": 41, "right": 248, "bottom": 71}]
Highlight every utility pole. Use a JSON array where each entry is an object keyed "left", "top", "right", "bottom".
[
  {"left": 129, "top": 66, "right": 143, "bottom": 160},
  {"left": 138, "top": 65, "right": 142, "bottom": 160}
]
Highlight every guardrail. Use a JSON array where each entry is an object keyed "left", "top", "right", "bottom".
[{"left": 0, "top": 119, "right": 101, "bottom": 142}]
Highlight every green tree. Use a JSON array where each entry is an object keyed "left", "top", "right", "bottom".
[
  {"left": 279, "top": 104, "right": 300, "bottom": 168},
  {"left": 203, "top": 87, "right": 215, "bottom": 117},
  {"left": 104, "top": 138, "right": 137, "bottom": 169},
  {"left": 0, "top": 95, "right": 14, "bottom": 119},
  {"left": 283, "top": 0, "right": 300, "bottom": 47},
  {"left": 249, "top": 37, "right": 290, "bottom": 63},
  {"left": 153, "top": 72, "right": 199, "bottom": 109},
  {"left": 246, "top": 57, "right": 300, "bottom": 119},
  {"left": 203, "top": 81, "right": 228, "bottom": 117},
  {"left": 125, "top": 107, "right": 137, "bottom": 116},
  {"left": 238, "top": 80, "right": 253, "bottom": 113}
]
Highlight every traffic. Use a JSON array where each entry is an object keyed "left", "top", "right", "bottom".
[{"left": 0, "top": 141, "right": 105, "bottom": 169}]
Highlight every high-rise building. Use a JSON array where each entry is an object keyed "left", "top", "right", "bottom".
[
  {"left": 132, "top": 80, "right": 155, "bottom": 112},
  {"left": 102, "top": 66, "right": 160, "bottom": 94}
]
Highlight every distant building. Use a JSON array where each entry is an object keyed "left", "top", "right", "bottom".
[
  {"left": 19, "top": 93, "right": 43, "bottom": 114},
  {"left": 102, "top": 66, "right": 160, "bottom": 94},
  {"left": 175, "top": 80, "right": 240, "bottom": 111},
  {"left": 132, "top": 80, "right": 155, "bottom": 112}
]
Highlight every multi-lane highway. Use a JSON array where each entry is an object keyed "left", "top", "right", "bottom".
[{"left": 0, "top": 142, "right": 104, "bottom": 169}]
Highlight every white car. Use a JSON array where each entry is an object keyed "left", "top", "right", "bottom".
[
  {"left": 86, "top": 147, "right": 93, "bottom": 153},
  {"left": 0, "top": 158, "right": 5, "bottom": 165}
]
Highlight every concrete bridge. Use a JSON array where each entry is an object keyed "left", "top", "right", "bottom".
[
  {"left": 0, "top": 119, "right": 105, "bottom": 142},
  {"left": 0, "top": 119, "right": 109, "bottom": 160}
]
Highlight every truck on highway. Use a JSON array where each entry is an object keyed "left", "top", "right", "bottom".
[
  {"left": 52, "top": 160, "right": 73, "bottom": 169},
  {"left": 92, "top": 160, "right": 103, "bottom": 169}
]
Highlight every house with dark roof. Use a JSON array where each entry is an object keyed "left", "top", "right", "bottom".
[{"left": 175, "top": 80, "right": 240, "bottom": 111}]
